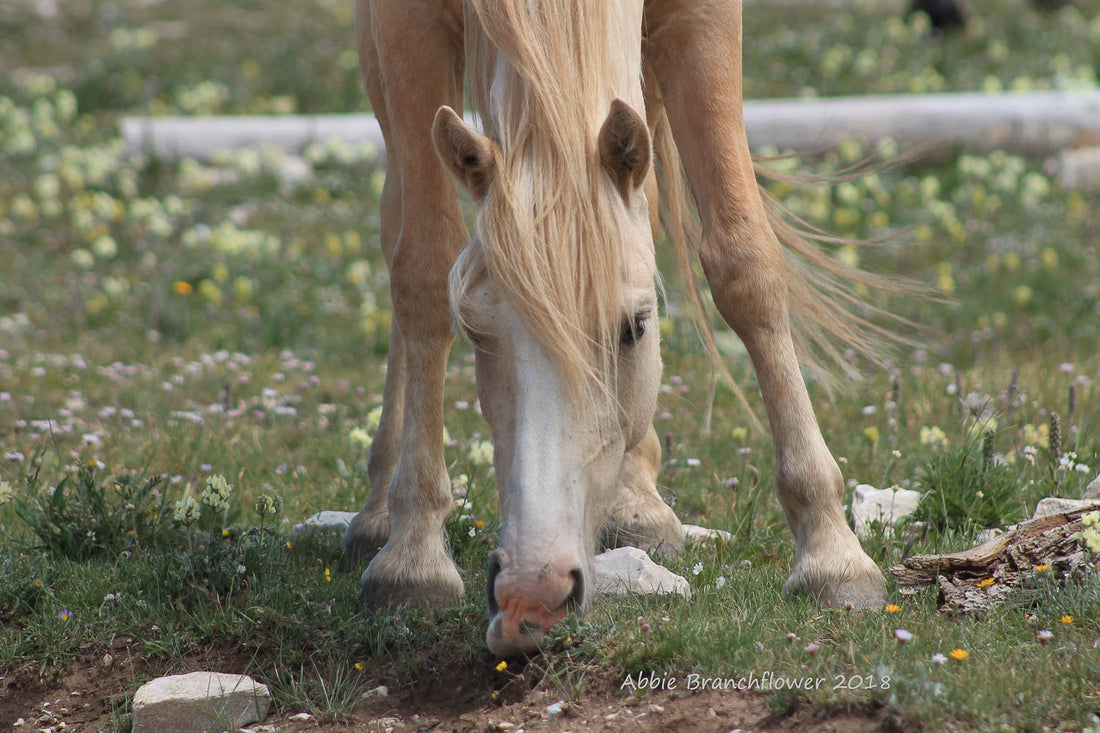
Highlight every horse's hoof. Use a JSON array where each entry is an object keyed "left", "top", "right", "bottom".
[
  {"left": 339, "top": 510, "right": 390, "bottom": 572},
  {"left": 359, "top": 555, "right": 465, "bottom": 609},
  {"left": 784, "top": 554, "right": 886, "bottom": 610}
]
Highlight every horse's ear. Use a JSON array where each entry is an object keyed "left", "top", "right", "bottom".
[
  {"left": 598, "top": 99, "right": 651, "bottom": 199},
  {"left": 432, "top": 106, "right": 496, "bottom": 201}
]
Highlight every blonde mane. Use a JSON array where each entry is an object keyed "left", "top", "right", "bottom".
[{"left": 459, "top": 0, "right": 646, "bottom": 398}]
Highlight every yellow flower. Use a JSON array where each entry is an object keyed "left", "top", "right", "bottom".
[
  {"left": 885, "top": 604, "right": 901, "bottom": 613},
  {"left": 173, "top": 280, "right": 194, "bottom": 295},
  {"left": 1035, "top": 564, "right": 1050, "bottom": 572},
  {"left": 285, "top": 541, "right": 292, "bottom": 549},
  {"left": 324, "top": 567, "right": 332, "bottom": 582},
  {"left": 222, "top": 528, "right": 230, "bottom": 537},
  {"left": 34, "top": 579, "right": 43, "bottom": 588},
  {"left": 1061, "top": 615, "right": 1074, "bottom": 624},
  {"left": 495, "top": 660, "right": 507, "bottom": 672},
  {"left": 354, "top": 662, "right": 364, "bottom": 670},
  {"left": 976, "top": 578, "right": 995, "bottom": 588},
  {"left": 863, "top": 426, "right": 880, "bottom": 446},
  {"left": 948, "top": 649, "right": 969, "bottom": 661}
]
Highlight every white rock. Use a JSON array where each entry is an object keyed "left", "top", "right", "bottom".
[
  {"left": 592, "top": 546, "right": 691, "bottom": 599},
  {"left": 682, "top": 524, "right": 732, "bottom": 544},
  {"left": 545, "top": 701, "right": 566, "bottom": 718},
  {"left": 1031, "top": 497, "right": 1100, "bottom": 520},
  {"left": 131, "top": 672, "right": 270, "bottom": 733},
  {"left": 1083, "top": 474, "right": 1100, "bottom": 500},
  {"left": 290, "top": 510, "right": 357, "bottom": 537},
  {"left": 851, "top": 484, "right": 922, "bottom": 539}
]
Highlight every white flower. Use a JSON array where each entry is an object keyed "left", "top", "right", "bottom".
[
  {"left": 895, "top": 629, "right": 914, "bottom": 644},
  {"left": 467, "top": 440, "right": 494, "bottom": 467},
  {"left": 692, "top": 562, "right": 703, "bottom": 576},
  {"left": 0, "top": 480, "right": 12, "bottom": 505},
  {"left": 931, "top": 653, "right": 947, "bottom": 666},
  {"left": 173, "top": 495, "right": 201, "bottom": 526},
  {"left": 201, "top": 474, "right": 233, "bottom": 512},
  {"left": 348, "top": 426, "right": 372, "bottom": 450},
  {"left": 714, "top": 576, "right": 727, "bottom": 590}
]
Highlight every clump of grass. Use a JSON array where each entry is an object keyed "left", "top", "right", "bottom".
[
  {"left": 11, "top": 453, "right": 173, "bottom": 561},
  {"left": 912, "top": 432, "right": 1023, "bottom": 534}
]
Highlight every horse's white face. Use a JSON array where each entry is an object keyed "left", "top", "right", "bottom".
[{"left": 433, "top": 101, "right": 660, "bottom": 655}]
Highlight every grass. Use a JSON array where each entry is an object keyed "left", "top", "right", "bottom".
[{"left": 1, "top": 0, "right": 1099, "bottom": 730}]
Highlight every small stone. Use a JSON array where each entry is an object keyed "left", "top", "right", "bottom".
[
  {"left": 851, "top": 484, "right": 922, "bottom": 539},
  {"left": 1058, "top": 147, "right": 1100, "bottom": 191},
  {"left": 131, "top": 672, "right": 270, "bottom": 733},
  {"left": 545, "top": 701, "right": 566, "bottom": 718},
  {"left": 648, "top": 704, "right": 664, "bottom": 713},
  {"left": 592, "top": 546, "right": 691, "bottom": 599},
  {"left": 13, "top": 718, "right": 25, "bottom": 727},
  {"left": 101, "top": 654, "right": 113, "bottom": 669},
  {"left": 290, "top": 510, "right": 357, "bottom": 537},
  {"left": 1083, "top": 474, "right": 1100, "bottom": 500},
  {"left": 287, "top": 713, "right": 312, "bottom": 722},
  {"left": 362, "top": 685, "right": 388, "bottom": 699},
  {"left": 1031, "top": 497, "right": 1100, "bottom": 521},
  {"left": 681, "top": 524, "right": 732, "bottom": 545}
]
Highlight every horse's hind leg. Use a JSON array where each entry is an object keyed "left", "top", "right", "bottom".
[
  {"left": 341, "top": 5, "right": 404, "bottom": 567},
  {"left": 644, "top": 0, "right": 885, "bottom": 608},
  {"left": 344, "top": 0, "right": 467, "bottom": 606}
]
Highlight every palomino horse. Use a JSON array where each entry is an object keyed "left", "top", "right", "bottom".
[{"left": 343, "top": 0, "right": 887, "bottom": 655}]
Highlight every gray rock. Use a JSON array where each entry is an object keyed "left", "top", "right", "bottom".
[
  {"left": 1059, "top": 147, "right": 1100, "bottom": 191},
  {"left": 682, "top": 524, "right": 732, "bottom": 544},
  {"left": 1084, "top": 474, "right": 1100, "bottom": 500},
  {"left": 132, "top": 672, "right": 270, "bottom": 733},
  {"left": 592, "top": 546, "right": 691, "bottom": 599},
  {"left": 1031, "top": 497, "right": 1100, "bottom": 520},
  {"left": 851, "top": 484, "right": 922, "bottom": 539},
  {"left": 290, "top": 510, "right": 357, "bottom": 537}
]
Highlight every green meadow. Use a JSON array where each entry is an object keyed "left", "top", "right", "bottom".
[{"left": 1, "top": 0, "right": 1099, "bottom": 730}]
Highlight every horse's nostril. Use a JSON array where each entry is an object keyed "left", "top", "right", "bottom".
[
  {"left": 565, "top": 567, "right": 584, "bottom": 611},
  {"left": 486, "top": 551, "right": 503, "bottom": 616}
]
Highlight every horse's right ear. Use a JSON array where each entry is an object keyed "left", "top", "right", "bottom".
[{"left": 432, "top": 106, "right": 497, "bottom": 202}]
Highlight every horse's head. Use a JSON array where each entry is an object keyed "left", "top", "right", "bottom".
[{"left": 433, "top": 99, "right": 660, "bottom": 655}]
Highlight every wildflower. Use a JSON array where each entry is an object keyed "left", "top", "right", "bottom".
[
  {"left": 714, "top": 576, "right": 727, "bottom": 590},
  {"left": 948, "top": 649, "right": 969, "bottom": 661},
  {"left": 731, "top": 427, "right": 748, "bottom": 444},
  {"left": 254, "top": 494, "right": 283, "bottom": 516},
  {"left": 355, "top": 662, "right": 364, "bottom": 670},
  {"left": 495, "top": 660, "right": 508, "bottom": 672},
  {"left": 863, "top": 426, "right": 879, "bottom": 446},
  {"left": 919, "top": 425, "right": 949, "bottom": 450},
  {"left": 324, "top": 568, "right": 332, "bottom": 582},
  {"left": 885, "top": 604, "right": 901, "bottom": 613},
  {"left": 284, "top": 541, "right": 292, "bottom": 549},
  {"left": 0, "top": 480, "right": 12, "bottom": 505},
  {"left": 804, "top": 642, "right": 820, "bottom": 655},
  {"left": 1062, "top": 615, "right": 1074, "bottom": 624},
  {"left": 786, "top": 632, "right": 798, "bottom": 644},
  {"left": 468, "top": 440, "right": 494, "bottom": 466},
  {"left": 692, "top": 562, "right": 703, "bottom": 576},
  {"left": 365, "top": 405, "right": 383, "bottom": 433},
  {"left": 895, "top": 629, "right": 914, "bottom": 645},
  {"left": 34, "top": 579, "right": 43, "bottom": 588},
  {"left": 1037, "top": 630, "right": 1053, "bottom": 645},
  {"left": 899, "top": 587, "right": 917, "bottom": 597},
  {"left": 57, "top": 609, "right": 73, "bottom": 621},
  {"left": 931, "top": 653, "right": 947, "bottom": 666},
  {"left": 1035, "top": 564, "right": 1050, "bottom": 572},
  {"left": 173, "top": 280, "right": 194, "bottom": 295},
  {"left": 976, "top": 578, "right": 995, "bottom": 588},
  {"left": 172, "top": 495, "right": 201, "bottom": 526},
  {"left": 638, "top": 616, "right": 651, "bottom": 632},
  {"left": 201, "top": 474, "right": 233, "bottom": 512},
  {"left": 468, "top": 526, "right": 476, "bottom": 537},
  {"left": 348, "top": 426, "right": 372, "bottom": 450}
]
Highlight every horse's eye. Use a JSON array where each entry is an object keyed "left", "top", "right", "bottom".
[{"left": 620, "top": 314, "right": 648, "bottom": 345}]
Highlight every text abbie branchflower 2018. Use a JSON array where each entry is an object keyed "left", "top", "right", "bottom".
[{"left": 620, "top": 670, "right": 891, "bottom": 692}]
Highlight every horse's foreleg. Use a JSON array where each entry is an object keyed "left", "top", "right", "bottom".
[
  {"left": 644, "top": 0, "right": 885, "bottom": 608},
  {"left": 348, "top": 0, "right": 467, "bottom": 606},
  {"left": 601, "top": 425, "right": 683, "bottom": 556}
]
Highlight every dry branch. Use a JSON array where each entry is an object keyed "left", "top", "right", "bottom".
[{"left": 890, "top": 508, "right": 1096, "bottom": 614}]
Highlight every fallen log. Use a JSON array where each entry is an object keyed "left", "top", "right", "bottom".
[
  {"left": 890, "top": 507, "right": 1097, "bottom": 614},
  {"left": 120, "top": 91, "right": 1100, "bottom": 161}
]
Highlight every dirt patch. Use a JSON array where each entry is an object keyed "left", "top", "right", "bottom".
[{"left": 2, "top": 649, "right": 893, "bottom": 732}]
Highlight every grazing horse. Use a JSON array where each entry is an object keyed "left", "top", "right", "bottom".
[{"left": 343, "top": 0, "right": 887, "bottom": 656}]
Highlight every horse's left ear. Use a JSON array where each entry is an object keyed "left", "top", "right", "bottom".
[
  {"left": 598, "top": 99, "right": 651, "bottom": 199},
  {"left": 432, "top": 106, "right": 497, "bottom": 202}
]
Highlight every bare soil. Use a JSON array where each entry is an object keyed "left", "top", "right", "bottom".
[{"left": 1, "top": 646, "right": 900, "bottom": 733}]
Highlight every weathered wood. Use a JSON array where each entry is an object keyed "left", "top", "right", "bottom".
[
  {"left": 891, "top": 508, "right": 1096, "bottom": 614},
  {"left": 121, "top": 91, "right": 1100, "bottom": 161}
]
